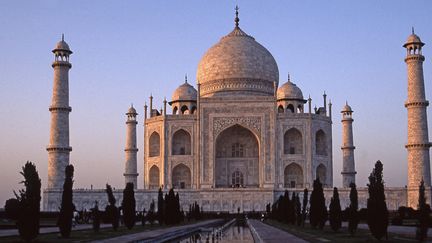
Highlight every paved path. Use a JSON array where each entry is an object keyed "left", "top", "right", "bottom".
[
  {"left": 0, "top": 224, "right": 111, "bottom": 237},
  {"left": 247, "top": 219, "right": 307, "bottom": 243},
  {"left": 91, "top": 219, "right": 223, "bottom": 243}
]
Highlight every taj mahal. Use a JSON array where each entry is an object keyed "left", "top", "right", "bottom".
[{"left": 43, "top": 9, "right": 431, "bottom": 212}]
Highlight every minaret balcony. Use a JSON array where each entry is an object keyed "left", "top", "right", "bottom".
[{"left": 52, "top": 61, "right": 72, "bottom": 68}]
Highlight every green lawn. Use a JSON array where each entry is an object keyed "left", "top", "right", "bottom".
[
  {"left": 0, "top": 220, "right": 201, "bottom": 243},
  {"left": 265, "top": 220, "right": 417, "bottom": 242}
]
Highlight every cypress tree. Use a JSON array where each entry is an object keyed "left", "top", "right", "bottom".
[
  {"left": 175, "top": 192, "right": 181, "bottom": 223},
  {"left": 105, "top": 184, "right": 119, "bottom": 230},
  {"left": 58, "top": 164, "right": 75, "bottom": 237},
  {"left": 302, "top": 188, "right": 308, "bottom": 227},
  {"left": 348, "top": 183, "right": 359, "bottom": 236},
  {"left": 295, "top": 193, "right": 302, "bottom": 226},
  {"left": 329, "top": 187, "right": 342, "bottom": 232},
  {"left": 147, "top": 200, "right": 156, "bottom": 225},
  {"left": 91, "top": 201, "right": 100, "bottom": 232},
  {"left": 157, "top": 188, "right": 164, "bottom": 224},
  {"left": 367, "top": 160, "right": 388, "bottom": 240},
  {"left": 310, "top": 178, "right": 327, "bottom": 229},
  {"left": 15, "top": 161, "right": 41, "bottom": 242},
  {"left": 141, "top": 208, "right": 146, "bottom": 226},
  {"left": 122, "top": 182, "right": 136, "bottom": 229},
  {"left": 289, "top": 192, "right": 296, "bottom": 224},
  {"left": 416, "top": 179, "right": 430, "bottom": 241}
]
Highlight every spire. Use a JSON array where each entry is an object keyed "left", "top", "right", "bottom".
[{"left": 235, "top": 5, "right": 240, "bottom": 28}]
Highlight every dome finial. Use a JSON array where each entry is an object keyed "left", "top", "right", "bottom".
[
  {"left": 62, "top": 33, "right": 64, "bottom": 42},
  {"left": 185, "top": 73, "right": 188, "bottom": 84},
  {"left": 287, "top": 73, "right": 291, "bottom": 82},
  {"left": 235, "top": 5, "right": 240, "bottom": 28},
  {"left": 412, "top": 26, "right": 415, "bottom": 35}
]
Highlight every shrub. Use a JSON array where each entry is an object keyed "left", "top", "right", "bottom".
[
  {"left": 329, "top": 187, "right": 342, "bottom": 232},
  {"left": 310, "top": 178, "right": 327, "bottom": 229},
  {"left": 348, "top": 183, "right": 359, "bottom": 235},
  {"left": 58, "top": 164, "right": 75, "bottom": 238},
  {"left": 105, "top": 184, "right": 119, "bottom": 230},
  {"left": 367, "top": 160, "right": 388, "bottom": 240},
  {"left": 15, "top": 162, "right": 41, "bottom": 242},
  {"left": 122, "top": 182, "right": 136, "bottom": 230}
]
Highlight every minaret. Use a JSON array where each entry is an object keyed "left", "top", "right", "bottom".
[
  {"left": 341, "top": 102, "right": 356, "bottom": 187},
  {"left": 47, "top": 35, "right": 73, "bottom": 189},
  {"left": 404, "top": 29, "right": 431, "bottom": 207},
  {"left": 124, "top": 105, "right": 139, "bottom": 189}
]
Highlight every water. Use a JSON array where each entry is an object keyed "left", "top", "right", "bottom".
[{"left": 174, "top": 219, "right": 254, "bottom": 243}]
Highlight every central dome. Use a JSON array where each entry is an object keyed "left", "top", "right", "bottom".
[{"left": 197, "top": 24, "right": 279, "bottom": 97}]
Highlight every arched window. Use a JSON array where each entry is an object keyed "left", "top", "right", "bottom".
[
  {"left": 149, "top": 132, "right": 160, "bottom": 157},
  {"left": 287, "top": 104, "right": 295, "bottom": 113},
  {"left": 181, "top": 105, "right": 189, "bottom": 114},
  {"left": 284, "top": 163, "right": 303, "bottom": 188},
  {"left": 172, "top": 129, "right": 191, "bottom": 155},
  {"left": 284, "top": 128, "right": 303, "bottom": 154},
  {"left": 172, "top": 164, "right": 191, "bottom": 189},
  {"left": 173, "top": 106, "right": 178, "bottom": 115},
  {"left": 149, "top": 165, "right": 160, "bottom": 189},
  {"left": 316, "top": 164, "right": 327, "bottom": 186},
  {"left": 231, "top": 170, "right": 244, "bottom": 187},
  {"left": 231, "top": 142, "right": 244, "bottom": 157},
  {"left": 278, "top": 105, "right": 284, "bottom": 113},
  {"left": 315, "top": 130, "right": 327, "bottom": 155},
  {"left": 190, "top": 106, "right": 197, "bottom": 114}
]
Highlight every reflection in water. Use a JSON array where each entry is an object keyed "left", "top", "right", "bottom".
[{"left": 176, "top": 220, "right": 253, "bottom": 243}]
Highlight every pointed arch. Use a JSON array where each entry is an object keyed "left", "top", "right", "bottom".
[
  {"left": 149, "top": 165, "right": 160, "bottom": 189},
  {"left": 190, "top": 106, "right": 197, "bottom": 114},
  {"left": 172, "top": 163, "right": 191, "bottom": 189},
  {"left": 278, "top": 105, "right": 284, "bottom": 113},
  {"left": 149, "top": 132, "right": 160, "bottom": 157},
  {"left": 173, "top": 106, "right": 178, "bottom": 115},
  {"left": 284, "top": 128, "right": 303, "bottom": 154},
  {"left": 315, "top": 129, "right": 327, "bottom": 155},
  {"left": 215, "top": 124, "right": 259, "bottom": 188},
  {"left": 172, "top": 129, "right": 191, "bottom": 155},
  {"left": 284, "top": 163, "right": 303, "bottom": 188},
  {"left": 316, "top": 164, "right": 327, "bottom": 186},
  {"left": 287, "top": 104, "right": 294, "bottom": 113},
  {"left": 181, "top": 105, "right": 189, "bottom": 114}
]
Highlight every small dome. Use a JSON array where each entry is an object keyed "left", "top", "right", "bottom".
[
  {"left": 403, "top": 32, "right": 424, "bottom": 48},
  {"left": 127, "top": 105, "right": 137, "bottom": 114},
  {"left": 171, "top": 81, "right": 197, "bottom": 102},
  {"left": 277, "top": 80, "right": 304, "bottom": 101},
  {"left": 52, "top": 34, "right": 72, "bottom": 53},
  {"left": 341, "top": 103, "right": 353, "bottom": 113}
]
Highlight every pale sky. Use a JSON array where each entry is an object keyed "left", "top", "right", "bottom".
[{"left": 0, "top": 1, "right": 431, "bottom": 206}]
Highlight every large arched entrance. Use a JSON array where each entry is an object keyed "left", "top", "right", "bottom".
[
  {"left": 172, "top": 164, "right": 191, "bottom": 189},
  {"left": 215, "top": 125, "right": 259, "bottom": 188},
  {"left": 284, "top": 163, "right": 303, "bottom": 188}
]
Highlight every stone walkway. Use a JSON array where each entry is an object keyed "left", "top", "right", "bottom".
[
  {"left": 247, "top": 219, "right": 308, "bottom": 243},
  {"left": 0, "top": 224, "right": 111, "bottom": 237},
  {"left": 91, "top": 219, "right": 223, "bottom": 243}
]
